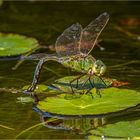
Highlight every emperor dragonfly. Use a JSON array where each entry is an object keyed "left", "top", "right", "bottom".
[{"left": 25, "top": 12, "right": 109, "bottom": 95}]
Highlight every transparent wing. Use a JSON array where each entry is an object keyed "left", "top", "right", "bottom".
[
  {"left": 80, "top": 12, "right": 109, "bottom": 55},
  {"left": 55, "top": 23, "right": 82, "bottom": 57}
]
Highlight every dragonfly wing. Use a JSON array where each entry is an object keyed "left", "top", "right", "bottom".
[
  {"left": 80, "top": 12, "right": 109, "bottom": 55},
  {"left": 21, "top": 53, "right": 50, "bottom": 60},
  {"left": 55, "top": 23, "right": 82, "bottom": 57}
]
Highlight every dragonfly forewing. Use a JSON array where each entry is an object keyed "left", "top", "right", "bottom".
[
  {"left": 55, "top": 23, "right": 82, "bottom": 57},
  {"left": 79, "top": 12, "right": 109, "bottom": 55}
]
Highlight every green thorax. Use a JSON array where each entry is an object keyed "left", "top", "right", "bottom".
[{"left": 60, "top": 55, "right": 95, "bottom": 73}]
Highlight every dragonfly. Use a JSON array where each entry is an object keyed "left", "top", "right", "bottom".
[{"left": 25, "top": 12, "right": 109, "bottom": 95}]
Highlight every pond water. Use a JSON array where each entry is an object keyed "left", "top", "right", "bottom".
[{"left": 0, "top": 1, "right": 140, "bottom": 139}]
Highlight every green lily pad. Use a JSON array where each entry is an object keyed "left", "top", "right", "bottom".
[
  {"left": 90, "top": 119, "right": 140, "bottom": 139},
  {"left": 16, "top": 96, "right": 34, "bottom": 104},
  {"left": 0, "top": 33, "right": 39, "bottom": 56},
  {"left": 37, "top": 87, "right": 140, "bottom": 115}
]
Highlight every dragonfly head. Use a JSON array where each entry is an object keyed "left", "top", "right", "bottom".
[{"left": 92, "top": 60, "right": 106, "bottom": 76}]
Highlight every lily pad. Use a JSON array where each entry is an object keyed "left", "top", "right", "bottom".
[
  {"left": 37, "top": 87, "right": 140, "bottom": 116},
  {"left": 52, "top": 75, "right": 129, "bottom": 93},
  {"left": 0, "top": 33, "right": 39, "bottom": 56},
  {"left": 52, "top": 75, "right": 112, "bottom": 92},
  {"left": 16, "top": 96, "right": 34, "bottom": 104},
  {"left": 89, "top": 119, "right": 140, "bottom": 139}
]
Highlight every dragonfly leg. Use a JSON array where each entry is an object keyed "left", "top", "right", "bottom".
[
  {"left": 70, "top": 74, "right": 85, "bottom": 93},
  {"left": 85, "top": 76, "right": 103, "bottom": 98},
  {"left": 84, "top": 86, "right": 94, "bottom": 99},
  {"left": 82, "top": 74, "right": 94, "bottom": 89},
  {"left": 76, "top": 78, "right": 78, "bottom": 88},
  {"left": 92, "top": 76, "right": 102, "bottom": 97},
  {"left": 96, "top": 89, "right": 101, "bottom": 98},
  {"left": 81, "top": 77, "right": 89, "bottom": 88},
  {"left": 85, "top": 89, "right": 94, "bottom": 99},
  {"left": 89, "top": 76, "right": 95, "bottom": 88},
  {"left": 98, "top": 76, "right": 107, "bottom": 87},
  {"left": 85, "top": 88, "right": 101, "bottom": 98},
  {"left": 84, "top": 76, "right": 93, "bottom": 94},
  {"left": 81, "top": 77, "right": 92, "bottom": 95},
  {"left": 70, "top": 77, "right": 79, "bottom": 93}
]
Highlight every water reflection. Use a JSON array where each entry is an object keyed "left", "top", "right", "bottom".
[{"left": 33, "top": 103, "right": 140, "bottom": 138}]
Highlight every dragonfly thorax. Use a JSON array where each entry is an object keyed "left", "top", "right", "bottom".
[
  {"left": 59, "top": 55, "right": 105, "bottom": 76},
  {"left": 60, "top": 56, "right": 106, "bottom": 76},
  {"left": 60, "top": 55, "right": 95, "bottom": 73}
]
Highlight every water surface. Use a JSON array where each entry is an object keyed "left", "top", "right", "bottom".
[{"left": 0, "top": 1, "right": 140, "bottom": 139}]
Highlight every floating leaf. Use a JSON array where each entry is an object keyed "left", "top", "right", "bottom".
[
  {"left": 16, "top": 96, "right": 34, "bottom": 104},
  {"left": 52, "top": 75, "right": 111, "bottom": 92},
  {"left": 22, "top": 84, "right": 48, "bottom": 93},
  {"left": 111, "top": 80, "right": 129, "bottom": 87},
  {"left": 37, "top": 87, "right": 140, "bottom": 116},
  {"left": 0, "top": 33, "right": 39, "bottom": 56},
  {"left": 52, "top": 76, "right": 129, "bottom": 93},
  {"left": 89, "top": 119, "right": 140, "bottom": 139}
]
